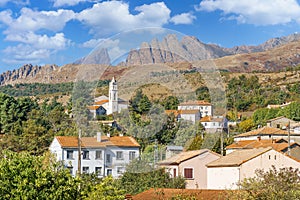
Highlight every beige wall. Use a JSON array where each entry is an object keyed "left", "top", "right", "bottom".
[
  {"left": 178, "top": 151, "right": 220, "bottom": 189},
  {"left": 240, "top": 149, "right": 300, "bottom": 180},
  {"left": 207, "top": 149, "right": 300, "bottom": 189}
]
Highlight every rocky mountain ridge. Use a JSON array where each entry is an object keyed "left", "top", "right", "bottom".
[{"left": 1, "top": 33, "right": 300, "bottom": 86}]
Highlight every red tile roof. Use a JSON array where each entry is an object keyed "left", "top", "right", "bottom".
[
  {"left": 179, "top": 100, "right": 211, "bottom": 106},
  {"left": 235, "top": 126, "right": 297, "bottom": 138},
  {"left": 226, "top": 139, "right": 294, "bottom": 152},
  {"left": 87, "top": 105, "right": 101, "bottom": 110},
  {"left": 132, "top": 188, "right": 228, "bottom": 200},
  {"left": 94, "top": 99, "right": 109, "bottom": 105},
  {"left": 55, "top": 135, "right": 140, "bottom": 148}
]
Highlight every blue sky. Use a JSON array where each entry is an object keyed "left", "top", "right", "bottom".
[{"left": 0, "top": 0, "right": 300, "bottom": 73}]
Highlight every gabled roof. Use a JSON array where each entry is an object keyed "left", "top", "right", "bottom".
[
  {"left": 179, "top": 100, "right": 211, "bottom": 106},
  {"left": 87, "top": 105, "right": 101, "bottom": 110},
  {"left": 94, "top": 99, "right": 109, "bottom": 105},
  {"left": 132, "top": 188, "right": 228, "bottom": 200},
  {"left": 234, "top": 126, "right": 298, "bottom": 138},
  {"left": 55, "top": 135, "right": 140, "bottom": 148},
  {"left": 226, "top": 139, "right": 295, "bottom": 152},
  {"left": 200, "top": 116, "right": 224, "bottom": 122},
  {"left": 207, "top": 147, "right": 272, "bottom": 167},
  {"left": 158, "top": 149, "right": 221, "bottom": 165}
]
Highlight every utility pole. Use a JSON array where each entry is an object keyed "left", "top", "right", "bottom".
[
  {"left": 77, "top": 129, "right": 82, "bottom": 176},
  {"left": 288, "top": 121, "right": 291, "bottom": 156}
]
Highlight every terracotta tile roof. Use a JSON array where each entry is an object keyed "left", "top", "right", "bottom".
[
  {"left": 94, "top": 99, "right": 109, "bottom": 105},
  {"left": 234, "top": 126, "right": 297, "bottom": 138},
  {"left": 132, "top": 188, "right": 228, "bottom": 200},
  {"left": 179, "top": 100, "right": 211, "bottom": 106},
  {"left": 200, "top": 116, "right": 211, "bottom": 122},
  {"left": 87, "top": 105, "right": 101, "bottom": 110},
  {"left": 207, "top": 147, "right": 272, "bottom": 167},
  {"left": 200, "top": 116, "right": 224, "bottom": 123},
  {"left": 179, "top": 109, "right": 200, "bottom": 114},
  {"left": 158, "top": 149, "right": 221, "bottom": 165},
  {"left": 226, "top": 139, "right": 294, "bottom": 152},
  {"left": 55, "top": 135, "right": 140, "bottom": 148}
]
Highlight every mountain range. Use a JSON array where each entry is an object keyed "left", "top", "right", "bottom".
[{"left": 1, "top": 33, "right": 300, "bottom": 85}]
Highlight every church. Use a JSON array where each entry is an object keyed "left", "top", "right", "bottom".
[{"left": 88, "top": 77, "right": 128, "bottom": 118}]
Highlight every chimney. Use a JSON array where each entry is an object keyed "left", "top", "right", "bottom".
[
  {"left": 257, "top": 136, "right": 261, "bottom": 141},
  {"left": 97, "top": 132, "right": 102, "bottom": 142},
  {"left": 107, "top": 133, "right": 110, "bottom": 138},
  {"left": 119, "top": 133, "right": 123, "bottom": 137}
]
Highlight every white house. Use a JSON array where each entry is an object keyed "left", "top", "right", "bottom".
[
  {"left": 158, "top": 149, "right": 221, "bottom": 189},
  {"left": 178, "top": 100, "right": 212, "bottom": 117},
  {"left": 200, "top": 116, "right": 228, "bottom": 133},
  {"left": 88, "top": 77, "right": 128, "bottom": 118},
  {"left": 206, "top": 147, "right": 300, "bottom": 189},
  {"left": 164, "top": 109, "right": 201, "bottom": 124},
  {"left": 49, "top": 133, "right": 140, "bottom": 178}
]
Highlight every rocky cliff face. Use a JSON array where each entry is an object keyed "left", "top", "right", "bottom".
[
  {"left": 125, "top": 34, "right": 231, "bottom": 65},
  {"left": 125, "top": 33, "right": 300, "bottom": 65}
]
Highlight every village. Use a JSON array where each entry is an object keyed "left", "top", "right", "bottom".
[{"left": 49, "top": 77, "right": 300, "bottom": 197}]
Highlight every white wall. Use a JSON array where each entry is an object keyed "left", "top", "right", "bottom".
[{"left": 207, "top": 167, "right": 240, "bottom": 189}]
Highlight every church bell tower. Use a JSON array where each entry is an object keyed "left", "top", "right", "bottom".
[{"left": 108, "top": 77, "right": 118, "bottom": 114}]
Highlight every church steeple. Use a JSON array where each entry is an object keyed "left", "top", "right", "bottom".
[{"left": 108, "top": 77, "right": 118, "bottom": 114}]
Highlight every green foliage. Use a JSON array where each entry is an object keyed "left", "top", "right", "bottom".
[
  {"left": 116, "top": 167, "right": 185, "bottom": 195},
  {"left": 196, "top": 86, "right": 211, "bottom": 102},
  {"left": 0, "top": 82, "right": 74, "bottom": 97},
  {"left": 252, "top": 101, "right": 300, "bottom": 126},
  {"left": 229, "top": 166, "right": 300, "bottom": 200},
  {"left": 0, "top": 151, "right": 80, "bottom": 200},
  {"left": 160, "top": 96, "right": 179, "bottom": 110},
  {"left": 129, "top": 89, "right": 152, "bottom": 115},
  {"left": 85, "top": 176, "right": 125, "bottom": 200},
  {"left": 226, "top": 75, "right": 293, "bottom": 111},
  {"left": 238, "top": 118, "right": 255, "bottom": 132}
]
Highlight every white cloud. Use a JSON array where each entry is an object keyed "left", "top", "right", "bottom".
[
  {"left": 76, "top": 1, "right": 171, "bottom": 37},
  {"left": 0, "top": 8, "right": 75, "bottom": 34},
  {"left": 0, "top": 0, "right": 29, "bottom": 7},
  {"left": 51, "top": 0, "right": 89, "bottom": 7},
  {"left": 3, "top": 44, "right": 51, "bottom": 64},
  {"left": 170, "top": 13, "right": 196, "bottom": 25},
  {"left": 197, "top": 0, "right": 300, "bottom": 25}
]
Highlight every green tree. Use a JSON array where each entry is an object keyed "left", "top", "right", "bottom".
[
  {"left": 116, "top": 167, "right": 185, "bottom": 195},
  {"left": 229, "top": 167, "right": 300, "bottom": 200},
  {"left": 0, "top": 151, "right": 80, "bottom": 199},
  {"left": 85, "top": 176, "right": 125, "bottom": 200},
  {"left": 161, "top": 96, "right": 179, "bottom": 110}
]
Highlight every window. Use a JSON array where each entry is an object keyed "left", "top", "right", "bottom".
[
  {"left": 83, "top": 150, "right": 89, "bottom": 160},
  {"left": 67, "top": 150, "right": 74, "bottom": 159},
  {"left": 173, "top": 168, "right": 177, "bottom": 178},
  {"left": 67, "top": 166, "right": 73, "bottom": 175},
  {"left": 106, "top": 154, "right": 111, "bottom": 163},
  {"left": 82, "top": 167, "right": 89, "bottom": 174},
  {"left": 116, "top": 151, "right": 123, "bottom": 160},
  {"left": 184, "top": 168, "right": 193, "bottom": 179},
  {"left": 107, "top": 169, "right": 112, "bottom": 176},
  {"left": 269, "top": 155, "right": 271, "bottom": 160},
  {"left": 129, "top": 151, "right": 136, "bottom": 160},
  {"left": 96, "top": 150, "right": 102, "bottom": 160},
  {"left": 95, "top": 167, "right": 102, "bottom": 176},
  {"left": 274, "top": 155, "right": 277, "bottom": 160},
  {"left": 117, "top": 167, "right": 124, "bottom": 174}
]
